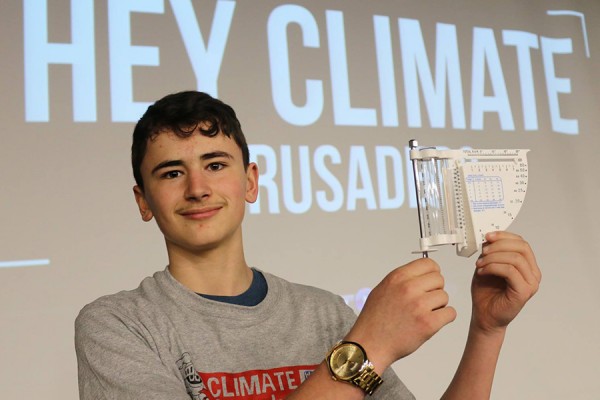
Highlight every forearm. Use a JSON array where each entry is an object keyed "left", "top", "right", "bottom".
[{"left": 441, "top": 324, "right": 506, "bottom": 400}]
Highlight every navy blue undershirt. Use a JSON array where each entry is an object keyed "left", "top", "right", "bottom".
[{"left": 197, "top": 268, "right": 268, "bottom": 306}]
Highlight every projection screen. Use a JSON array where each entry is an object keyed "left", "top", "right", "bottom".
[{"left": 1, "top": 1, "right": 599, "bottom": 398}]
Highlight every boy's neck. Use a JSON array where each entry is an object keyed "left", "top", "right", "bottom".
[{"left": 166, "top": 243, "right": 253, "bottom": 296}]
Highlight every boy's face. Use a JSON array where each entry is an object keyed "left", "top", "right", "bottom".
[{"left": 133, "top": 129, "right": 258, "bottom": 257}]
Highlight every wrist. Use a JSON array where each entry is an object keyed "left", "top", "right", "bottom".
[
  {"left": 342, "top": 332, "right": 393, "bottom": 375},
  {"left": 468, "top": 319, "right": 507, "bottom": 345}
]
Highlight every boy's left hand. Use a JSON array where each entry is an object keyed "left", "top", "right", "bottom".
[{"left": 471, "top": 231, "right": 541, "bottom": 334}]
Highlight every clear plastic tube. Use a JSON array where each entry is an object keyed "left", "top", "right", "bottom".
[{"left": 416, "top": 158, "right": 456, "bottom": 238}]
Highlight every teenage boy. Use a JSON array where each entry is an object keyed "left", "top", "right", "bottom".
[{"left": 75, "top": 91, "right": 541, "bottom": 400}]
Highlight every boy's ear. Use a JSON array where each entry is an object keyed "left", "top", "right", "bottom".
[
  {"left": 133, "top": 185, "right": 154, "bottom": 222},
  {"left": 245, "top": 162, "right": 259, "bottom": 203}
]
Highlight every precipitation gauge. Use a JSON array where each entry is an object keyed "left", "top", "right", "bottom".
[{"left": 409, "top": 140, "right": 529, "bottom": 258}]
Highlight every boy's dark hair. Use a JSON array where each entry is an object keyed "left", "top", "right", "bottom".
[{"left": 131, "top": 91, "right": 250, "bottom": 190}]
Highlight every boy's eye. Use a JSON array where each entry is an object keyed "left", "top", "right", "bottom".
[
  {"left": 208, "top": 162, "right": 225, "bottom": 171},
  {"left": 161, "top": 170, "right": 182, "bottom": 179}
]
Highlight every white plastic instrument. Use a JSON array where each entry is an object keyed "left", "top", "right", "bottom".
[{"left": 409, "top": 140, "right": 529, "bottom": 258}]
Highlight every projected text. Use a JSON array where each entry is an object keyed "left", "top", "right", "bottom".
[{"left": 23, "top": 0, "right": 585, "bottom": 134}]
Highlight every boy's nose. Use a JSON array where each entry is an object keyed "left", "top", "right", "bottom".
[{"left": 184, "top": 171, "right": 211, "bottom": 201}]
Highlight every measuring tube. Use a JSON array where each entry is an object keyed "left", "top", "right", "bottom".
[
  {"left": 409, "top": 140, "right": 460, "bottom": 257},
  {"left": 409, "top": 140, "right": 429, "bottom": 257}
]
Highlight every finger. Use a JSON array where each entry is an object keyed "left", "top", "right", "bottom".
[
  {"left": 415, "top": 302, "right": 457, "bottom": 340},
  {"left": 423, "top": 288, "right": 450, "bottom": 311},
  {"left": 484, "top": 237, "right": 527, "bottom": 254},
  {"left": 476, "top": 262, "right": 537, "bottom": 300},
  {"left": 431, "top": 305, "right": 457, "bottom": 328},
  {"left": 485, "top": 231, "right": 522, "bottom": 242},
  {"left": 406, "top": 270, "right": 445, "bottom": 294},
  {"left": 477, "top": 251, "right": 538, "bottom": 287},
  {"left": 519, "top": 240, "right": 541, "bottom": 283},
  {"left": 483, "top": 233, "right": 541, "bottom": 283},
  {"left": 396, "top": 257, "right": 441, "bottom": 279}
]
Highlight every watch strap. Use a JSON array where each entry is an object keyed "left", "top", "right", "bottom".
[{"left": 352, "top": 362, "right": 384, "bottom": 395}]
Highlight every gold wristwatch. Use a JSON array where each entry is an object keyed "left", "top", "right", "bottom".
[{"left": 326, "top": 341, "right": 383, "bottom": 395}]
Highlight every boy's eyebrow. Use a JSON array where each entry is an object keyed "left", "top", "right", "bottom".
[
  {"left": 200, "top": 151, "right": 235, "bottom": 162},
  {"left": 150, "top": 151, "right": 235, "bottom": 175},
  {"left": 151, "top": 160, "right": 183, "bottom": 175}
]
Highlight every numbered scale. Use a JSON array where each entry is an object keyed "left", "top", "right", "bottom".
[{"left": 409, "top": 140, "right": 529, "bottom": 257}]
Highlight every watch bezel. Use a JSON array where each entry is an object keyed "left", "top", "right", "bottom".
[{"left": 327, "top": 341, "right": 368, "bottom": 381}]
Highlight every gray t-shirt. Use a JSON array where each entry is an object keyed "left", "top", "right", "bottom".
[{"left": 75, "top": 268, "right": 414, "bottom": 399}]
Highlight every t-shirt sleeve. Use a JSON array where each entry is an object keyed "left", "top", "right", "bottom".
[{"left": 75, "top": 303, "right": 192, "bottom": 400}]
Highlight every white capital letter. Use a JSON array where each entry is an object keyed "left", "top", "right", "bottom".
[
  {"left": 471, "top": 27, "right": 514, "bottom": 131},
  {"left": 375, "top": 146, "right": 404, "bottom": 209},
  {"left": 399, "top": 19, "right": 465, "bottom": 129},
  {"left": 326, "top": 10, "right": 376, "bottom": 126},
  {"left": 541, "top": 37, "right": 578, "bottom": 134},
  {"left": 268, "top": 5, "right": 323, "bottom": 126},
  {"left": 374, "top": 15, "right": 398, "bottom": 127},
  {"left": 347, "top": 146, "right": 377, "bottom": 211},
  {"left": 249, "top": 144, "right": 280, "bottom": 214},
  {"left": 281, "top": 145, "right": 312, "bottom": 214},
  {"left": 503, "top": 30, "right": 539, "bottom": 131},
  {"left": 314, "top": 145, "right": 344, "bottom": 212},
  {"left": 24, "top": 0, "right": 96, "bottom": 122},
  {"left": 169, "top": 0, "right": 235, "bottom": 97},
  {"left": 108, "top": 0, "right": 164, "bottom": 122}
]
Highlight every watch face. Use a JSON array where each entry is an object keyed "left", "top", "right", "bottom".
[{"left": 330, "top": 343, "right": 365, "bottom": 379}]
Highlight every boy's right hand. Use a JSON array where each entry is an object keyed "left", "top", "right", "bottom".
[{"left": 345, "top": 258, "right": 456, "bottom": 371}]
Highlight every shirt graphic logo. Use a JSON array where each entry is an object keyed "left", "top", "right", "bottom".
[
  {"left": 198, "top": 365, "right": 317, "bottom": 399},
  {"left": 177, "top": 353, "right": 209, "bottom": 400}
]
